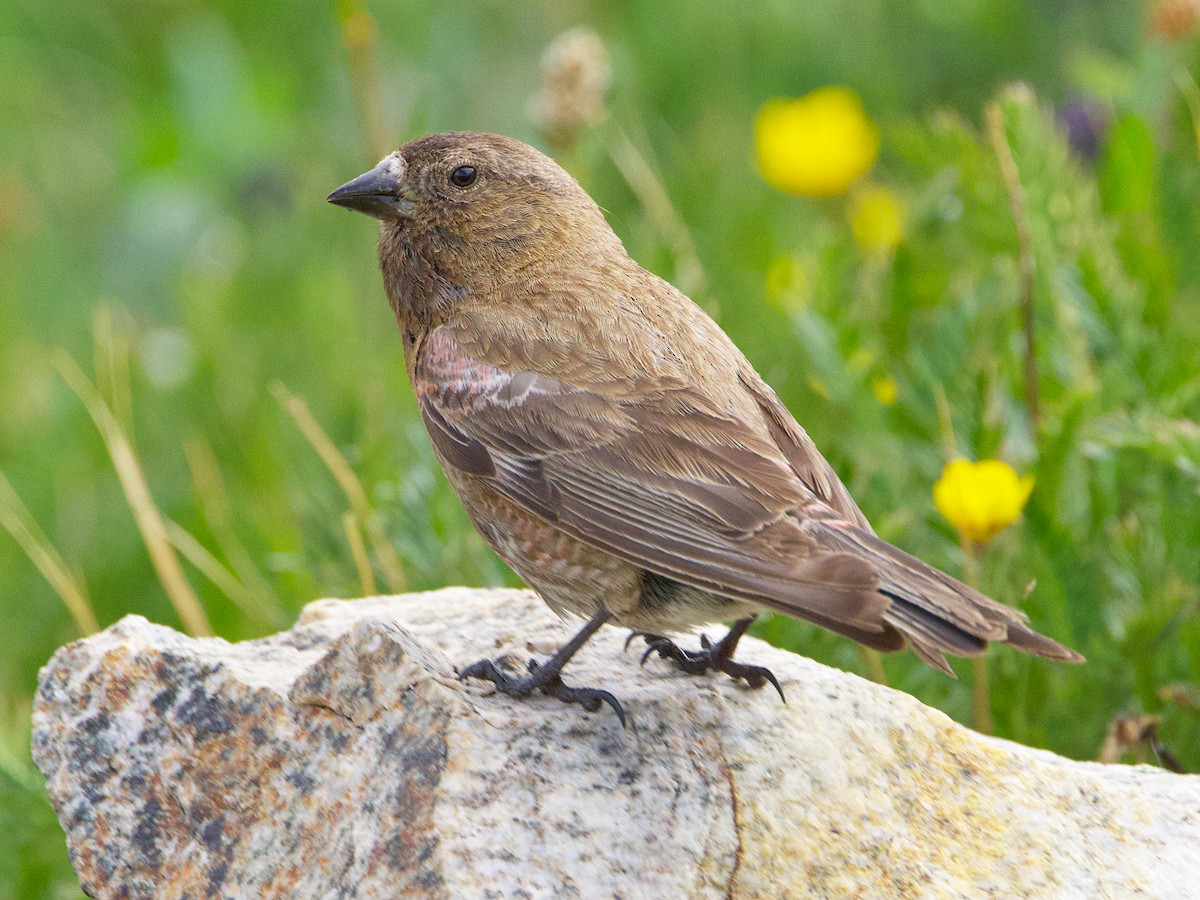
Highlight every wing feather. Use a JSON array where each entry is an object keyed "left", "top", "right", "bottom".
[{"left": 416, "top": 327, "right": 890, "bottom": 629}]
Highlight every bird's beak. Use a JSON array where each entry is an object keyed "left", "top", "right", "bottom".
[{"left": 327, "top": 154, "right": 415, "bottom": 220}]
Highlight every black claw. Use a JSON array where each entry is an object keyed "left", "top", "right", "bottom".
[
  {"left": 624, "top": 630, "right": 663, "bottom": 653},
  {"left": 639, "top": 637, "right": 696, "bottom": 669},
  {"left": 458, "top": 658, "right": 505, "bottom": 683},
  {"left": 458, "top": 655, "right": 628, "bottom": 726},
  {"left": 627, "top": 617, "right": 785, "bottom": 702},
  {"left": 457, "top": 610, "right": 626, "bottom": 724},
  {"left": 720, "top": 660, "right": 786, "bottom": 702},
  {"left": 550, "top": 682, "right": 627, "bottom": 727},
  {"left": 639, "top": 640, "right": 669, "bottom": 667}
]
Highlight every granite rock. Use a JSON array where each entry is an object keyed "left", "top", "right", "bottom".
[{"left": 32, "top": 587, "right": 1200, "bottom": 898}]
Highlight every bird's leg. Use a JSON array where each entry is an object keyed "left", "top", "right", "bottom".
[
  {"left": 628, "top": 615, "right": 785, "bottom": 701},
  {"left": 458, "top": 608, "right": 626, "bottom": 726}
]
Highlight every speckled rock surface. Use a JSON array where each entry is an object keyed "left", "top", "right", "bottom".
[{"left": 33, "top": 587, "right": 1200, "bottom": 898}]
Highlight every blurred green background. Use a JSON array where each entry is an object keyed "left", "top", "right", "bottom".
[{"left": 3, "top": 0, "right": 1199, "bottom": 894}]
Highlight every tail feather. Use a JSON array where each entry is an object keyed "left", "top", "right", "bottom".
[
  {"left": 1004, "top": 621, "right": 1084, "bottom": 663},
  {"left": 791, "top": 607, "right": 907, "bottom": 655},
  {"left": 907, "top": 641, "right": 955, "bottom": 677},
  {"left": 882, "top": 593, "right": 988, "bottom": 658},
  {"left": 832, "top": 529, "right": 1005, "bottom": 635},
  {"left": 810, "top": 525, "right": 1084, "bottom": 670}
]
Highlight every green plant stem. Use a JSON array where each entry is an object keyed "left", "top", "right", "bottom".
[
  {"left": 860, "top": 647, "right": 888, "bottom": 684},
  {"left": 961, "top": 542, "right": 993, "bottom": 734},
  {"left": 336, "top": 0, "right": 389, "bottom": 161}
]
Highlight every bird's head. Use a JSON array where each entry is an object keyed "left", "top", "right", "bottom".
[{"left": 329, "top": 132, "right": 623, "bottom": 306}]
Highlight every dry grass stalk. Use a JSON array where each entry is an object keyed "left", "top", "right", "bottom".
[
  {"left": 164, "top": 519, "right": 283, "bottom": 626},
  {"left": 55, "top": 352, "right": 213, "bottom": 637},
  {"left": 0, "top": 470, "right": 100, "bottom": 636},
  {"left": 183, "top": 436, "right": 286, "bottom": 625},
  {"left": 272, "top": 383, "right": 407, "bottom": 593},
  {"left": 602, "top": 125, "right": 710, "bottom": 304},
  {"left": 92, "top": 307, "right": 135, "bottom": 439},
  {"left": 342, "top": 511, "right": 377, "bottom": 595}
]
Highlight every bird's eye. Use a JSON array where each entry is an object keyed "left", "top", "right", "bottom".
[{"left": 449, "top": 165, "right": 478, "bottom": 188}]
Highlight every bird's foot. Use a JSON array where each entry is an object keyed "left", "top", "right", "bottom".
[
  {"left": 625, "top": 618, "right": 785, "bottom": 701},
  {"left": 458, "top": 657, "right": 627, "bottom": 726}
]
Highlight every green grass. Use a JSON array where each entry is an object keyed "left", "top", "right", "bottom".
[{"left": 2, "top": 1, "right": 1199, "bottom": 894}]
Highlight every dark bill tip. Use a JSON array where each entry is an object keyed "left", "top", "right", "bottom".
[{"left": 328, "top": 155, "right": 414, "bottom": 220}]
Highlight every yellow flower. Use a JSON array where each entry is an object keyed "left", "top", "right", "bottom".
[
  {"left": 871, "top": 375, "right": 898, "bottom": 406},
  {"left": 764, "top": 255, "right": 798, "bottom": 300},
  {"left": 847, "top": 348, "right": 875, "bottom": 375},
  {"left": 763, "top": 254, "right": 813, "bottom": 314},
  {"left": 806, "top": 376, "right": 830, "bottom": 399},
  {"left": 754, "top": 87, "right": 880, "bottom": 197},
  {"left": 933, "top": 458, "right": 1034, "bottom": 545},
  {"left": 850, "top": 186, "right": 906, "bottom": 254}
]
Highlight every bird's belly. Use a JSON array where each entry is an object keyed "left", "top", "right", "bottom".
[{"left": 448, "top": 469, "right": 643, "bottom": 619}]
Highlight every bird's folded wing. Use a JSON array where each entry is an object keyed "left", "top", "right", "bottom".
[
  {"left": 415, "top": 328, "right": 891, "bottom": 631},
  {"left": 738, "top": 370, "right": 875, "bottom": 532}
]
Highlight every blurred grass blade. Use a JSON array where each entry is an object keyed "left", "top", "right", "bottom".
[
  {"left": 933, "top": 384, "right": 958, "bottom": 461},
  {"left": 0, "top": 470, "right": 100, "bottom": 636},
  {"left": 55, "top": 351, "right": 213, "bottom": 637},
  {"left": 92, "top": 306, "right": 134, "bottom": 439},
  {"left": 0, "top": 698, "right": 40, "bottom": 791},
  {"left": 1174, "top": 67, "right": 1200, "bottom": 161},
  {"left": 601, "top": 123, "right": 710, "bottom": 305},
  {"left": 183, "top": 436, "right": 286, "bottom": 621},
  {"left": 342, "top": 510, "right": 377, "bottom": 595},
  {"left": 273, "top": 383, "right": 407, "bottom": 593},
  {"left": 986, "top": 90, "right": 1042, "bottom": 445},
  {"left": 859, "top": 647, "right": 887, "bottom": 685},
  {"left": 164, "top": 519, "right": 287, "bottom": 627},
  {"left": 971, "top": 654, "right": 993, "bottom": 735}
]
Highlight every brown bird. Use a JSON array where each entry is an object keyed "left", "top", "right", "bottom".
[{"left": 329, "top": 132, "right": 1082, "bottom": 723}]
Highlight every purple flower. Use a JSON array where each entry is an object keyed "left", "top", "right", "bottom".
[{"left": 1058, "top": 98, "right": 1109, "bottom": 162}]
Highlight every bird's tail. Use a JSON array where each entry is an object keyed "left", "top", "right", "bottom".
[{"left": 832, "top": 529, "right": 1084, "bottom": 675}]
